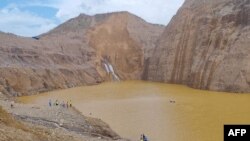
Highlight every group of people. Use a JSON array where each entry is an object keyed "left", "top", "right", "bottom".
[
  {"left": 140, "top": 134, "right": 148, "bottom": 141},
  {"left": 49, "top": 99, "right": 72, "bottom": 108}
]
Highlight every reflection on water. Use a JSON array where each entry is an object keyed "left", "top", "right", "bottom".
[{"left": 18, "top": 81, "right": 250, "bottom": 141}]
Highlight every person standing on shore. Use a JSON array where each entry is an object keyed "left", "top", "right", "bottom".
[
  {"left": 10, "top": 101, "right": 14, "bottom": 108},
  {"left": 62, "top": 101, "right": 65, "bottom": 108},
  {"left": 140, "top": 134, "right": 143, "bottom": 141},
  {"left": 49, "top": 99, "right": 52, "bottom": 107},
  {"left": 55, "top": 100, "right": 59, "bottom": 106},
  {"left": 143, "top": 134, "right": 148, "bottom": 141},
  {"left": 69, "top": 100, "right": 72, "bottom": 107}
]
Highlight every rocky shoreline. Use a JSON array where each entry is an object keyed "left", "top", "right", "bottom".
[{"left": 0, "top": 92, "right": 130, "bottom": 141}]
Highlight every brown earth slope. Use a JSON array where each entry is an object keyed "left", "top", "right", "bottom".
[
  {"left": 0, "top": 104, "right": 126, "bottom": 141},
  {"left": 146, "top": 0, "right": 250, "bottom": 92},
  {"left": 0, "top": 106, "right": 81, "bottom": 141},
  {"left": 0, "top": 12, "right": 164, "bottom": 96}
]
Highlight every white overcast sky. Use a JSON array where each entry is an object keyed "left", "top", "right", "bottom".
[{"left": 0, "top": 0, "right": 185, "bottom": 37}]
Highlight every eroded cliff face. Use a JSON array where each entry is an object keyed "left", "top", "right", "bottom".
[
  {"left": 88, "top": 13, "right": 143, "bottom": 80},
  {"left": 0, "top": 12, "right": 164, "bottom": 96},
  {"left": 0, "top": 33, "right": 101, "bottom": 96},
  {"left": 147, "top": 0, "right": 250, "bottom": 92}
]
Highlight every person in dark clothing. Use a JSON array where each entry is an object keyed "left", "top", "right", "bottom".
[
  {"left": 142, "top": 134, "right": 148, "bottom": 141},
  {"left": 49, "top": 99, "right": 52, "bottom": 107},
  {"left": 55, "top": 100, "right": 59, "bottom": 106},
  {"left": 10, "top": 101, "right": 14, "bottom": 108}
]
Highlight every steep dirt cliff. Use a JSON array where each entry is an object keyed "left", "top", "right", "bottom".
[
  {"left": 88, "top": 13, "right": 142, "bottom": 79},
  {"left": 0, "top": 12, "right": 164, "bottom": 96},
  {"left": 146, "top": 0, "right": 250, "bottom": 92}
]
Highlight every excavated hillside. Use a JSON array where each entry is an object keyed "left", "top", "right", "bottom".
[
  {"left": 146, "top": 0, "right": 250, "bottom": 92},
  {"left": 0, "top": 12, "right": 164, "bottom": 96}
]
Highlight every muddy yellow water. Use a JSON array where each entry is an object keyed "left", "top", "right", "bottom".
[{"left": 18, "top": 81, "right": 250, "bottom": 141}]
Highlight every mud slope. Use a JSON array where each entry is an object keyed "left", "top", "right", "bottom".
[{"left": 147, "top": 0, "right": 250, "bottom": 92}]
